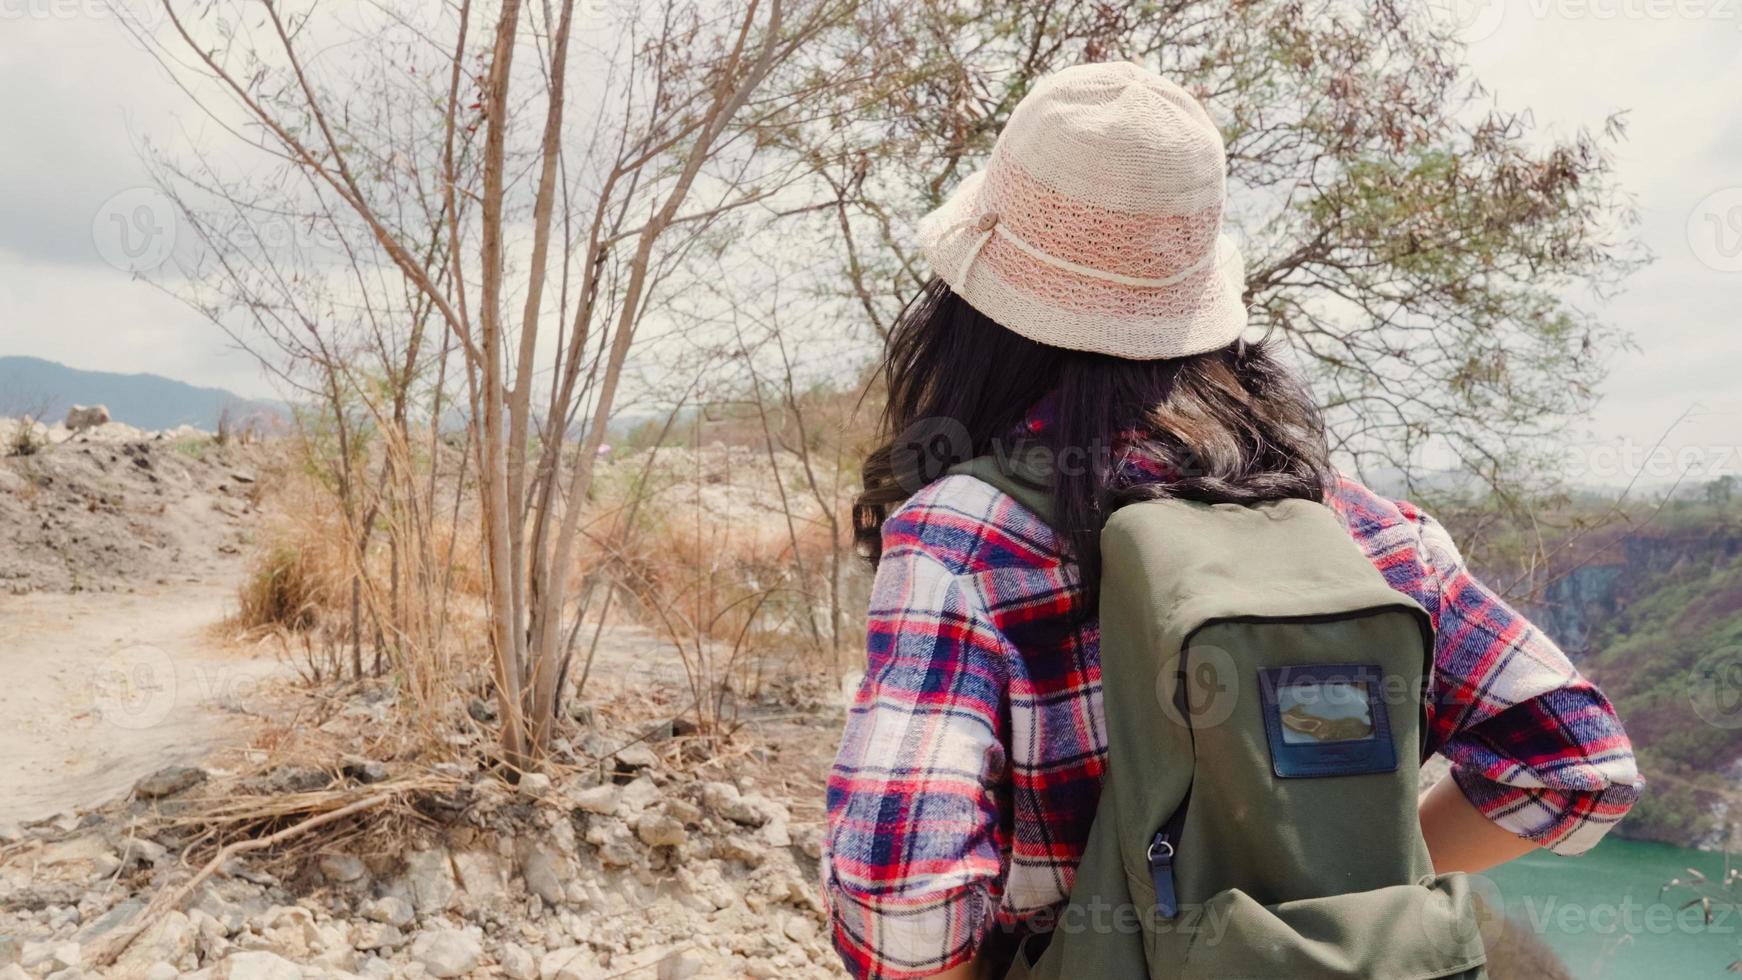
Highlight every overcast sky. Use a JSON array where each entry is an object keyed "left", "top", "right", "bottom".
[{"left": 0, "top": 3, "right": 1737, "bottom": 485}]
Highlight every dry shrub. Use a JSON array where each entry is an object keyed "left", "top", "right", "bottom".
[
  {"left": 575, "top": 444, "right": 867, "bottom": 729},
  {"left": 234, "top": 472, "right": 356, "bottom": 633},
  {"left": 236, "top": 543, "right": 322, "bottom": 631}
]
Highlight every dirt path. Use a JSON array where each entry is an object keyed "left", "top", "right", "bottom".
[{"left": 0, "top": 581, "right": 280, "bottom": 825}]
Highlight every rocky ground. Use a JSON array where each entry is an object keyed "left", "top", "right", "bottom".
[
  {"left": 0, "top": 729, "right": 843, "bottom": 980},
  {"left": 0, "top": 422, "right": 854, "bottom": 979}
]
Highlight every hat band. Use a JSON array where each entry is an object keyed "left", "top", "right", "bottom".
[{"left": 955, "top": 213, "right": 1224, "bottom": 290}]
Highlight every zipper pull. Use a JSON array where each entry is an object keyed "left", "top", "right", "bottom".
[{"left": 1148, "top": 832, "right": 1178, "bottom": 919}]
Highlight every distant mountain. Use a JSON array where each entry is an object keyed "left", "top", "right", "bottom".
[{"left": 0, "top": 356, "right": 283, "bottom": 431}]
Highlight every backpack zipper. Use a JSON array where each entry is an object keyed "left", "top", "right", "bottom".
[{"left": 1149, "top": 794, "right": 1188, "bottom": 920}]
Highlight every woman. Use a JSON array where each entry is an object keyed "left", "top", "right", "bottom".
[{"left": 823, "top": 62, "right": 1640, "bottom": 979}]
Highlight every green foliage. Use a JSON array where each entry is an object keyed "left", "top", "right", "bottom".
[{"left": 1572, "top": 543, "right": 1742, "bottom": 847}]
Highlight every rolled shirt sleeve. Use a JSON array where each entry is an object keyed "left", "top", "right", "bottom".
[
  {"left": 1414, "top": 511, "right": 1642, "bottom": 854},
  {"left": 823, "top": 505, "right": 1012, "bottom": 979}
]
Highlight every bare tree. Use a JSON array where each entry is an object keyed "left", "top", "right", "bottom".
[{"left": 126, "top": 0, "right": 857, "bottom": 768}]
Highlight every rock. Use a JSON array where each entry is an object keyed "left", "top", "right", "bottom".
[
  {"left": 451, "top": 849, "right": 508, "bottom": 907},
  {"left": 213, "top": 950, "right": 302, "bottom": 980},
  {"left": 699, "top": 781, "right": 742, "bottom": 816},
  {"left": 583, "top": 818, "right": 639, "bottom": 868},
  {"left": 658, "top": 948, "right": 708, "bottom": 980},
  {"left": 252, "top": 906, "right": 318, "bottom": 961},
  {"left": 717, "top": 834, "right": 766, "bottom": 867},
  {"left": 410, "top": 927, "right": 481, "bottom": 978},
  {"left": 0, "top": 936, "right": 19, "bottom": 963},
  {"left": 793, "top": 823, "right": 825, "bottom": 860},
  {"left": 318, "top": 853, "right": 368, "bottom": 884},
  {"left": 360, "top": 896, "right": 414, "bottom": 929},
  {"left": 191, "top": 890, "right": 248, "bottom": 934},
  {"left": 703, "top": 785, "right": 786, "bottom": 829},
  {"left": 144, "top": 964, "right": 178, "bottom": 980},
  {"left": 466, "top": 697, "right": 497, "bottom": 722},
  {"left": 613, "top": 743, "right": 659, "bottom": 773},
  {"left": 499, "top": 941, "right": 537, "bottom": 980},
  {"left": 783, "top": 914, "right": 819, "bottom": 944},
  {"left": 109, "top": 910, "right": 192, "bottom": 977},
  {"left": 617, "top": 774, "right": 661, "bottom": 813},
  {"left": 539, "top": 946, "right": 600, "bottom": 980},
  {"left": 133, "top": 766, "right": 206, "bottom": 800},
  {"left": 348, "top": 922, "right": 405, "bottom": 952},
  {"left": 635, "top": 813, "right": 688, "bottom": 848},
  {"left": 341, "top": 760, "right": 389, "bottom": 784},
  {"left": 76, "top": 899, "right": 144, "bottom": 946},
  {"left": 516, "top": 772, "right": 552, "bottom": 799},
  {"left": 515, "top": 839, "right": 570, "bottom": 907},
  {"left": 65, "top": 405, "right": 110, "bottom": 431},
  {"left": 20, "top": 941, "right": 79, "bottom": 971},
  {"left": 572, "top": 784, "right": 619, "bottom": 814},
  {"left": 664, "top": 797, "right": 703, "bottom": 826},
  {"left": 401, "top": 847, "right": 458, "bottom": 913},
  {"left": 0, "top": 821, "right": 23, "bottom": 843},
  {"left": 264, "top": 765, "right": 329, "bottom": 793},
  {"left": 0, "top": 966, "right": 28, "bottom": 980},
  {"left": 119, "top": 837, "right": 168, "bottom": 867}
]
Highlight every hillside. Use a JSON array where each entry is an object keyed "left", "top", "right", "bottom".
[
  {"left": 1465, "top": 494, "right": 1742, "bottom": 850},
  {"left": 0, "top": 356, "right": 281, "bottom": 431}
]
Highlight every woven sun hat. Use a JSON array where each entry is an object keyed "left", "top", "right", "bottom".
[{"left": 916, "top": 61, "right": 1247, "bottom": 360}]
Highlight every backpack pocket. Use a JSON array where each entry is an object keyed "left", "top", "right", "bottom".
[{"left": 1175, "top": 874, "right": 1486, "bottom": 980}]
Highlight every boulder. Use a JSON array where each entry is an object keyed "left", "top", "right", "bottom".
[
  {"left": 498, "top": 941, "right": 537, "bottom": 980},
  {"left": 317, "top": 853, "right": 367, "bottom": 884},
  {"left": 360, "top": 896, "right": 414, "bottom": 929},
  {"left": 635, "top": 814, "right": 688, "bottom": 848},
  {"left": 133, "top": 766, "right": 206, "bottom": 800},
  {"left": 213, "top": 951, "right": 302, "bottom": 980},
  {"left": 613, "top": 743, "right": 659, "bottom": 773},
  {"left": 539, "top": 946, "right": 600, "bottom": 980},
  {"left": 572, "top": 783, "right": 619, "bottom": 815},
  {"left": 401, "top": 847, "right": 457, "bottom": 914},
  {"left": 64, "top": 405, "right": 110, "bottom": 431},
  {"left": 451, "top": 849, "right": 509, "bottom": 907},
  {"left": 409, "top": 927, "right": 481, "bottom": 978},
  {"left": 514, "top": 839, "right": 570, "bottom": 907}
]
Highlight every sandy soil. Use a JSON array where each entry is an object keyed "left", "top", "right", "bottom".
[
  {"left": 0, "top": 580, "right": 283, "bottom": 825},
  {"left": 0, "top": 426, "right": 281, "bottom": 826}
]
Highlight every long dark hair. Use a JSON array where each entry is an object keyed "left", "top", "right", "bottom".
[{"left": 856, "top": 279, "right": 1334, "bottom": 603}]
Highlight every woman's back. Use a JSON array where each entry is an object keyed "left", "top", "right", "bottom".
[{"left": 825, "top": 470, "right": 1639, "bottom": 978}]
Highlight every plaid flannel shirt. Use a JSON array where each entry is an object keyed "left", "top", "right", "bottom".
[{"left": 824, "top": 463, "right": 1641, "bottom": 979}]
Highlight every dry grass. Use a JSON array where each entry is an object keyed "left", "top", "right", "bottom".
[{"left": 236, "top": 543, "right": 323, "bottom": 632}]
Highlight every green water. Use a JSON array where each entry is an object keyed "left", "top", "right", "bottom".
[{"left": 1485, "top": 837, "right": 1742, "bottom": 978}]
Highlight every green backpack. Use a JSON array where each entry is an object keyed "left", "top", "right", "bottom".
[{"left": 949, "top": 450, "right": 1487, "bottom": 980}]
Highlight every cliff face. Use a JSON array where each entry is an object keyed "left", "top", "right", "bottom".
[
  {"left": 1524, "top": 531, "right": 1742, "bottom": 654},
  {"left": 1472, "top": 516, "right": 1742, "bottom": 850}
]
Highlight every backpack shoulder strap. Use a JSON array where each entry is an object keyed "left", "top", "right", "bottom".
[{"left": 944, "top": 444, "right": 1056, "bottom": 527}]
